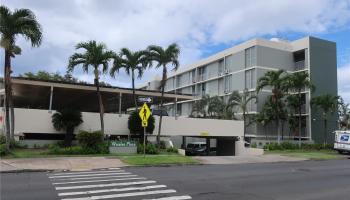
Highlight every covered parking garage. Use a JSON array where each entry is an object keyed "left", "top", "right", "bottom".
[{"left": 9, "top": 77, "right": 193, "bottom": 113}]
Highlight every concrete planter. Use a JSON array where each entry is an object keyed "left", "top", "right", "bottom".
[{"left": 109, "top": 146, "right": 137, "bottom": 154}]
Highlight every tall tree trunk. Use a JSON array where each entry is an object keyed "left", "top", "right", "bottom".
[
  {"left": 276, "top": 119, "right": 281, "bottom": 144},
  {"left": 10, "top": 89, "right": 15, "bottom": 143},
  {"left": 298, "top": 91, "right": 302, "bottom": 148},
  {"left": 4, "top": 50, "right": 11, "bottom": 150},
  {"left": 95, "top": 77, "right": 105, "bottom": 135},
  {"left": 132, "top": 70, "right": 137, "bottom": 109},
  {"left": 324, "top": 117, "right": 327, "bottom": 148},
  {"left": 157, "top": 66, "right": 166, "bottom": 146},
  {"left": 243, "top": 111, "right": 246, "bottom": 142},
  {"left": 64, "top": 126, "right": 74, "bottom": 147}
]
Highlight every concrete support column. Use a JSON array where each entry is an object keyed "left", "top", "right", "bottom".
[
  {"left": 174, "top": 97, "right": 178, "bottom": 119},
  {"left": 48, "top": 86, "right": 54, "bottom": 113},
  {"left": 119, "top": 92, "right": 122, "bottom": 117},
  {"left": 206, "top": 137, "right": 210, "bottom": 156},
  {"left": 181, "top": 136, "right": 186, "bottom": 149}
]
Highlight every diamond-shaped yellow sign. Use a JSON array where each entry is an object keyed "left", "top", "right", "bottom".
[{"left": 139, "top": 103, "right": 151, "bottom": 127}]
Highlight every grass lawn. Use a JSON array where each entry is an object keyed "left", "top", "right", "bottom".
[
  {"left": 266, "top": 149, "right": 346, "bottom": 160},
  {"left": 1, "top": 148, "right": 116, "bottom": 159},
  {"left": 2, "top": 149, "right": 198, "bottom": 167},
  {"left": 118, "top": 154, "right": 199, "bottom": 166}
]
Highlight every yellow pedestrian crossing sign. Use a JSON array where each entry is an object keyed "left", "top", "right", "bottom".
[{"left": 139, "top": 103, "right": 151, "bottom": 127}]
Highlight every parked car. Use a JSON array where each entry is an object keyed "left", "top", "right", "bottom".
[
  {"left": 334, "top": 130, "right": 350, "bottom": 154},
  {"left": 185, "top": 142, "right": 207, "bottom": 156}
]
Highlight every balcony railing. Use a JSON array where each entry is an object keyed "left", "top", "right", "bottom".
[{"left": 294, "top": 60, "right": 305, "bottom": 71}]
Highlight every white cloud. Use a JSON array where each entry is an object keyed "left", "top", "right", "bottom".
[
  {"left": 2, "top": 0, "right": 350, "bottom": 88},
  {"left": 338, "top": 64, "right": 350, "bottom": 103}
]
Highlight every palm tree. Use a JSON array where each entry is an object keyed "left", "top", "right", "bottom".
[
  {"left": 255, "top": 111, "right": 272, "bottom": 140},
  {"left": 68, "top": 41, "right": 115, "bottom": 134},
  {"left": 227, "top": 89, "right": 257, "bottom": 141},
  {"left": 286, "top": 95, "right": 300, "bottom": 138},
  {"left": 147, "top": 43, "right": 180, "bottom": 145},
  {"left": 110, "top": 48, "right": 149, "bottom": 109},
  {"left": 191, "top": 94, "right": 210, "bottom": 118},
  {"left": 338, "top": 97, "right": 350, "bottom": 130},
  {"left": 52, "top": 108, "right": 83, "bottom": 147},
  {"left": 0, "top": 6, "right": 43, "bottom": 150},
  {"left": 285, "top": 71, "right": 313, "bottom": 147},
  {"left": 311, "top": 94, "right": 339, "bottom": 147},
  {"left": 257, "top": 69, "right": 286, "bottom": 144},
  {"left": 207, "top": 96, "right": 225, "bottom": 118}
]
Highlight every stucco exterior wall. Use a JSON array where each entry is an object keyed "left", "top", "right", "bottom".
[{"left": 11, "top": 108, "right": 244, "bottom": 138}]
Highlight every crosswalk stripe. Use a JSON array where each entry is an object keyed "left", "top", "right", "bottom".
[
  {"left": 143, "top": 195, "right": 192, "bottom": 200},
  {"left": 58, "top": 185, "right": 167, "bottom": 196},
  {"left": 53, "top": 177, "right": 146, "bottom": 185},
  {"left": 53, "top": 175, "right": 137, "bottom": 181},
  {"left": 50, "top": 173, "right": 131, "bottom": 179},
  {"left": 56, "top": 180, "right": 157, "bottom": 190},
  {"left": 52, "top": 170, "right": 122, "bottom": 176},
  {"left": 61, "top": 189, "right": 177, "bottom": 200}
]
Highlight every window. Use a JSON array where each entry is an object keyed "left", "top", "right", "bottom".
[
  {"left": 198, "top": 66, "right": 206, "bottom": 81},
  {"left": 218, "top": 59, "right": 224, "bottom": 75},
  {"left": 177, "top": 103, "right": 182, "bottom": 116},
  {"left": 224, "top": 75, "right": 232, "bottom": 93},
  {"left": 191, "top": 70, "right": 196, "bottom": 83},
  {"left": 245, "top": 46, "right": 256, "bottom": 68},
  {"left": 245, "top": 69, "right": 256, "bottom": 89}
]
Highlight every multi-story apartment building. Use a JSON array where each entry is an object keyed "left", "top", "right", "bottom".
[{"left": 141, "top": 36, "right": 338, "bottom": 144}]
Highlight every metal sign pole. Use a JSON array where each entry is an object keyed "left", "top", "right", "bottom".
[{"left": 143, "top": 126, "right": 146, "bottom": 158}]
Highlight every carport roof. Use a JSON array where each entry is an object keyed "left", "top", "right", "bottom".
[{"left": 9, "top": 77, "right": 194, "bottom": 113}]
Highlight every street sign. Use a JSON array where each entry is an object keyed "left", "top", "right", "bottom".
[
  {"left": 138, "top": 103, "right": 152, "bottom": 158},
  {"left": 138, "top": 96, "right": 153, "bottom": 103},
  {"left": 139, "top": 103, "right": 151, "bottom": 127}
]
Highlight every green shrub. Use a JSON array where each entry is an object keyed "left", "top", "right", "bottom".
[
  {"left": 264, "top": 142, "right": 283, "bottom": 151},
  {"left": 250, "top": 143, "right": 257, "bottom": 148},
  {"left": 265, "top": 142, "right": 334, "bottom": 151},
  {"left": 48, "top": 142, "right": 109, "bottom": 155},
  {"left": 280, "top": 142, "right": 298, "bottom": 150},
  {"left": 76, "top": 130, "right": 104, "bottom": 149},
  {"left": 0, "top": 144, "right": 9, "bottom": 156},
  {"left": 0, "top": 135, "right": 6, "bottom": 144},
  {"left": 159, "top": 141, "right": 166, "bottom": 149},
  {"left": 166, "top": 147, "right": 178, "bottom": 153},
  {"left": 137, "top": 143, "right": 159, "bottom": 154},
  {"left": 128, "top": 111, "right": 155, "bottom": 138}
]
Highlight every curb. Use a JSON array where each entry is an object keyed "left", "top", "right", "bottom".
[{"left": 0, "top": 169, "right": 55, "bottom": 173}]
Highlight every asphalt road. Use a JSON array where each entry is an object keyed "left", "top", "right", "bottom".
[{"left": 1, "top": 159, "right": 350, "bottom": 200}]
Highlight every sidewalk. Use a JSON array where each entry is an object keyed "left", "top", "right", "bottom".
[
  {"left": 0, "top": 157, "right": 127, "bottom": 172},
  {"left": 194, "top": 154, "right": 307, "bottom": 165}
]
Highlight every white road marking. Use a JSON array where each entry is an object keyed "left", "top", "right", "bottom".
[
  {"left": 58, "top": 185, "right": 167, "bottom": 196},
  {"left": 52, "top": 170, "right": 122, "bottom": 176},
  {"left": 143, "top": 195, "right": 192, "bottom": 200},
  {"left": 55, "top": 180, "right": 156, "bottom": 190},
  {"left": 61, "top": 189, "right": 177, "bottom": 200},
  {"left": 53, "top": 174, "right": 137, "bottom": 181},
  {"left": 50, "top": 173, "right": 131, "bottom": 179},
  {"left": 53, "top": 177, "right": 146, "bottom": 185}
]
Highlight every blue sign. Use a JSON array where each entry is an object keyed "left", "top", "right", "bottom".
[{"left": 340, "top": 135, "right": 349, "bottom": 142}]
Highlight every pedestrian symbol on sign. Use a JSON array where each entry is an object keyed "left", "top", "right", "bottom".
[{"left": 139, "top": 103, "right": 151, "bottom": 127}]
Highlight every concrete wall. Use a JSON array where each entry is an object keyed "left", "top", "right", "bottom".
[
  {"left": 309, "top": 37, "right": 338, "bottom": 143},
  {"left": 256, "top": 46, "right": 294, "bottom": 70},
  {"left": 10, "top": 108, "right": 244, "bottom": 138}
]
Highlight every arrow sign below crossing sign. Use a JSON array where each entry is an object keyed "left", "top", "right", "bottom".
[
  {"left": 139, "top": 103, "right": 151, "bottom": 127},
  {"left": 138, "top": 96, "right": 153, "bottom": 103}
]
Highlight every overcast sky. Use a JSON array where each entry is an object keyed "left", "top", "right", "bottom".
[{"left": 1, "top": 0, "right": 350, "bottom": 102}]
